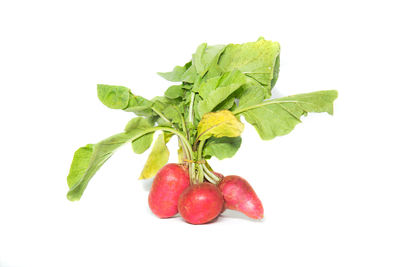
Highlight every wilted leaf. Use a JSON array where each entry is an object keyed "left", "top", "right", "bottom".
[{"left": 139, "top": 133, "right": 170, "bottom": 179}]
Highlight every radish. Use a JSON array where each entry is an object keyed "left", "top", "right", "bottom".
[
  {"left": 148, "top": 163, "right": 190, "bottom": 218},
  {"left": 66, "top": 39, "right": 337, "bottom": 224},
  {"left": 178, "top": 183, "right": 224, "bottom": 224},
  {"left": 218, "top": 175, "right": 264, "bottom": 220}
]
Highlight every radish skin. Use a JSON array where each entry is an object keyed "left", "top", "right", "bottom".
[
  {"left": 178, "top": 183, "right": 224, "bottom": 224},
  {"left": 148, "top": 163, "right": 190, "bottom": 218},
  {"left": 218, "top": 175, "right": 264, "bottom": 220}
]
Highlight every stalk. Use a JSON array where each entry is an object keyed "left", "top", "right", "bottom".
[
  {"left": 184, "top": 91, "right": 197, "bottom": 183},
  {"left": 188, "top": 92, "right": 195, "bottom": 124},
  {"left": 197, "top": 140, "right": 221, "bottom": 184},
  {"left": 194, "top": 139, "right": 206, "bottom": 183},
  {"left": 203, "top": 171, "right": 217, "bottom": 184},
  {"left": 180, "top": 112, "right": 188, "bottom": 139},
  {"left": 202, "top": 164, "right": 222, "bottom": 184}
]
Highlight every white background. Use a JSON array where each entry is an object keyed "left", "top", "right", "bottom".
[{"left": 0, "top": 0, "right": 399, "bottom": 266}]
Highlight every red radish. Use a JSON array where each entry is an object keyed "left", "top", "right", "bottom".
[
  {"left": 218, "top": 175, "right": 264, "bottom": 220},
  {"left": 211, "top": 172, "right": 226, "bottom": 212},
  {"left": 178, "top": 183, "right": 224, "bottom": 224},
  {"left": 148, "top": 163, "right": 190, "bottom": 218}
]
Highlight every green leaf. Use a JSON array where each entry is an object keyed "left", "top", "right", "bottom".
[
  {"left": 197, "top": 110, "right": 244, "bottom": 141},
  {"left": 181, "top": 64, "right": 197, "bottom": 83},
  {"left": 152, "top": 97, "right": 183, "bottom": 127},
  {"left": 124, "top": 117, "right": 153, "bottom": 132},
  {"left": 66, "top": 133, "right": 138, "bottom": 201},
  {"left": 155, "top": 116, "right": 171, "bottom": 127},
  {"left": 131, "top": 133, "right": 154, "bottom": 154},
  {"left": 217, "top": 38, "right": 280, "bottom": 98},
  {"left": 198, "top": 76, "right": 220, "bottom": 98},
  {"left": 97, "top": 84, "right": 154, "bottom": 116},
  {"left": 164, "top": 85, "right": 184, "bottom": 99},
  {"left": 214, "top": 94, "right": 237, "bottom": 111},
  {"left": 193, "top": 43, "right": 207, "bottom": 74},
  {"left": 235, "top": 79, "right": 265, "bottom": 109},
  {"left": 67, "top": 117, "right": 157, "bottom": 201},
  {"left": 67, "top": 144, "right": 94, "bottom": 188},
  {"left": 124, "top": 93, "right": 153, "bottom": 116},
  {"left": 139, "top": 133, "right": 170, "bottom": 179},
  {"left": 271, "top": 54, "right": 280, "bottom": 89},
  {"left": 203, "top": 137, "right": 242, "bottom": 160},
  {"left": 201, "top": 44, "right": 226, "bottom": 77},
  {"left": 97, "top": 84, "right": 130, "bottom": 109},
  {"left": 235, "top": 90, "right": 338, "bottom": 140},
  {"left": 192, "top": 43, "right": 226, "bottom": 77},
  {"left": 128, "top": 117, "right": 155, "bottom": 154},
  {"left": 157, "top": 62, "right": 191, "bottom": 82},
  {"left": 197, "top": 70, "right": 247, "bottom": 117}
]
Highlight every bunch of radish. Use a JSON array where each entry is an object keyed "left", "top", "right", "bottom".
[
  {"left": 66, "top": 38, "right": 337, "bottom": 224},
  {"left": 149, "top": 163, "right": 263, "bottom": 224}
]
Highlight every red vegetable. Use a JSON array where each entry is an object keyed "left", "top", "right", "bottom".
[
  {"left": 178, "top": 183, "right": 224, "bottom": 224},
  {"left": 148, "top": 163, "right": 190, "bottom": 218},
  {"left": 218, "top": 175, "right": 264, "bottom": 220}
]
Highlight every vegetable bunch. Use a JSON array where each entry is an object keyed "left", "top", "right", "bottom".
[{"left": 66, "top": 37, "right": 337, "bottom": 223}]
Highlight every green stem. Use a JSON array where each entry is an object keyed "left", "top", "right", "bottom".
[
  {"left": 197, "top": 164, "right": 204, "bottom": 183},
  {"left": 159, "top": 127, "right": 196, "bottom": 184},
  {"left": 188, "top": 92, "right": 195, "bottom": 124},
  {"left": 179, "top": 138, "right": 189, "bottom": 162},
  {"left": 195, "top": 140, "right": 206, "bottom": 183},
  {"left": 185, "top": 92, "right": 197, "bottom": 184},
  {"left": 190, "top": 163, "right": 196, "bottom": 184},
  {"left": 197, "top": 139, "right": 206, "bottom": 158},
  {"left": 203, "top": 171, "right": 217, "bottom": 184},
  {"left": 179, "top": 112, "right": 188, "bottom": 137},
  {"left": 202, "top": 164, "right": 221, "bottom": 184}
]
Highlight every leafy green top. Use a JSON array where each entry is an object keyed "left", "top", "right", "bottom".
[{"left": 66, "top": 37, "right": 337, "bottom": 200}]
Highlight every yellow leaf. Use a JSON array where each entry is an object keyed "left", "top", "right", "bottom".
[
  {"left": 139, "top": 133, "right": 170, "bottom": 179},
  {"left": 197, "top": 110, "right": 244, "bottom": 141}
]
